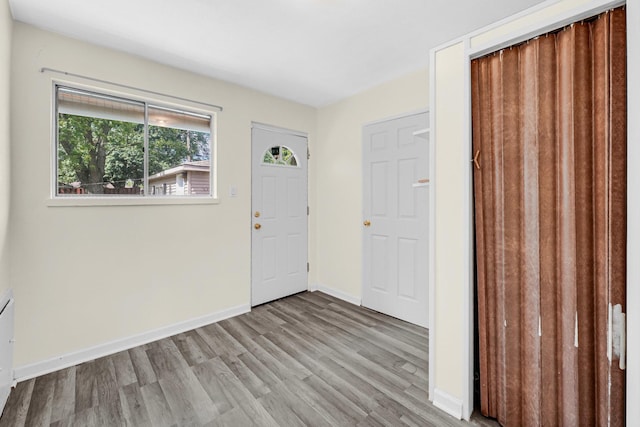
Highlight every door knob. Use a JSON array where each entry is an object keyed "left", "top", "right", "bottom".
[
  {"left": 363, "top": 220, "right": 371, "bottom": 227},
  {"left": 254, "top": 223, "right": 262, "bottom": 230},
  {"left": 254, "top": 211, "right": 260, "bottom": 218}
]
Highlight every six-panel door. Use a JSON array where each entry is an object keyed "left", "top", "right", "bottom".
[{"left": 362, "top": 113, "right": 429, "bottom": 327}]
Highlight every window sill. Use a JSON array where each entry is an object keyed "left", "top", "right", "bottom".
[{"left": 46, "top": 196, "right": 220, "bottom": 207}]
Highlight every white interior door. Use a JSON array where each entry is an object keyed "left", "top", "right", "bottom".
[
  {"left": 362, "top": 112, "right": 429, "bottom": 327},
  {"left": 251, "top": 125, "right": 308, "bottom": 306}
]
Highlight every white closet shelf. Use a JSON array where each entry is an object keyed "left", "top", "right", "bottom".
[
  {"left": 413, "top": 128, "right": 430, "bottom": 138},
  {"left": 412, "top": 178, "right": 430, "bottom": 188}
]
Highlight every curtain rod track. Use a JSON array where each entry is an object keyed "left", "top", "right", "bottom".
[{"left": 40, "top": 67, "right": 223, "bottom": 112}]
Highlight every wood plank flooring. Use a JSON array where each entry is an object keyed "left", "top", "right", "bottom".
[{"left": 0, "top": 292, "right": 498, "bottom": 426}]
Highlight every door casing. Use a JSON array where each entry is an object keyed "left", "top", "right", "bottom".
[{"left": 251, "top": 122, "right": 308, "bottom": 306}]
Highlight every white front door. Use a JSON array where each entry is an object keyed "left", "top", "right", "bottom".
[
  {"left": 362, "top": 112, "right": 429, "bottom": 327},
  {"left": 251, "top": 125, "right": 308, "bottom": 306}
]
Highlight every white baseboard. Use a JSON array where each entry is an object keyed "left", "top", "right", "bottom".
[
  {"left": 14, "top": 303, "right": 250, "bottom": 382},
  {"left": 311, "top": 283, "right": 361, "bottom": 306},
  {"left": 433, "top": 388, "right": 464, "bottom": 420}
]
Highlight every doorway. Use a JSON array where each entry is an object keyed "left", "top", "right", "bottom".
[
  {"left": 362, "top": 112, "right": 429, "bottom": 327},
  {"left": 251, "top": 124, "right": 308, "bottom": 306},
  {"left": 471, "top": 8, "right": 626, "bottom": 425}
]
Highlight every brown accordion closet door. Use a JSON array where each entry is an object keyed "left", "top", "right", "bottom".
[{"left": 471, "top": 7, "right": 626, "bottom": 426}]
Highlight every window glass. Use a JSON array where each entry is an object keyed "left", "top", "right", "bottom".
[
  {"left": 57, "top": 87, "right": 144, "bottom": 195},
  {"left": 262, "top": 145, "right": 298, "bottom": 167},
  {"left": 148, "top": 106, "right": 211, "bottom": 196},
  {"left": 55, "top": 86, "right": 213, "bottom": 197}
]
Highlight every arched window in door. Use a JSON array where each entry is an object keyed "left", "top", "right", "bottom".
[{"left": 262, "top": 145, "right": 298, "bottom": 167}]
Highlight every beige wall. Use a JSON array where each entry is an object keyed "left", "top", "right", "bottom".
[
  {"left": 0, "top": 0, "right": 11, "bottom": 298},
  {"left": 430, "top": 0, "right": 620, "bottom": 417},
  {"left": 9, "top": 20, "right": 428, "bottom": 372},
  {"left": 314, "top": 68, "right": 428, "bottom": 300},
  {"left": 432, "top": 42, "right": 466, "bottom": 399},
  {"left": 10, "top": 23, "right": 316, "bottom": 367}
]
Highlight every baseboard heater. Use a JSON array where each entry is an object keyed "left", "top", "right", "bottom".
[{"left": 0, "top": 294, "right": 14, "bottom": 415}]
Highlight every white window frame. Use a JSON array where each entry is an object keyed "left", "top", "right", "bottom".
[{"left": 48, "top": 79, "right": 219, "bottom": 207}]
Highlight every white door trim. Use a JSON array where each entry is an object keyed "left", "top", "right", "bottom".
[
  {"left": 361, "top": 108, "right": 429, "bottom": 128},
  {"left": 625, "top": 0, "right": 640, "bottom": 422},
  {"left": 428, "top": 45, "right": 437, "bottom": 405},
  {"left": 251, "top": 122, "right": 308, "bottom": 138},
  {"left": 429, "top": 0, "right": 635, "bottom": 420},
  {"left": 250, "top": 123, "right": 309, "bottom": 306}
]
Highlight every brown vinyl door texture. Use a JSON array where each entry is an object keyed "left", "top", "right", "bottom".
[{"left": 471, "top": 8, "right": 626, "bottom": 427}]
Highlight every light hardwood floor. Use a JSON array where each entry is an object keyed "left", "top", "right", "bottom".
[{"left": 0, "top": 291, "right": 497, "bottom": 426}]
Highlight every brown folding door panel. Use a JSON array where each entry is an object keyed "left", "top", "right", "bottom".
[{"left": 472, "top": 8, "right": 626, "bottom": 427}]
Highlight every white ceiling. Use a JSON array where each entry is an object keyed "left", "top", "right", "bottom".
[{"left": 9, "top": 0, "right": 546, "bottom": 107}]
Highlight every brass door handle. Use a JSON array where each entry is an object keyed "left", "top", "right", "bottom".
[
  {"left": 254, "top": 223, "right": 262, "bottom": 230},
  {"left": 363, "top": 220, "right": 371, "bottom": 227}
]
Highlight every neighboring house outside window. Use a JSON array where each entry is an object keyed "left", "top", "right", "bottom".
[{"left": 149, "top": 160, "right": 210, "bottom": 195}]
